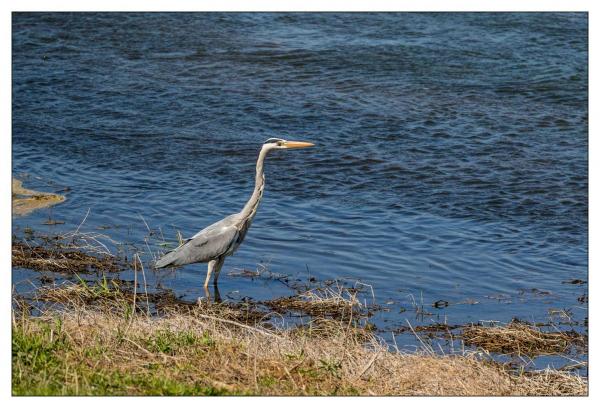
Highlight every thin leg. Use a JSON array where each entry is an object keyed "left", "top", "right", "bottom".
[
  {"left": 212, "top": 257, "right": 226, "bottom": 285},
  {"left": 204, "top": 260, "right": 217, "bottom": 288},
  {"left": 212, "top": 284, "right": 222, "bottom": 303},
  {"left": 202, "top": 286, "right": 210, "bottom": 302}
]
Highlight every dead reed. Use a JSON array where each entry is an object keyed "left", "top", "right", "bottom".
[
  {"left": 12, "top": 241, "right": 124, "bottom": 275},
  {"left": 462, "top": 322, "right": 587, "bottom": 357},
  {"left": 264, "top": 284, "right": 365, "bottom": 320}
]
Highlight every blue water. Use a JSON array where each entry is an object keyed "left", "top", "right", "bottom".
[{"left": 12, "top": 13, "right": 587, "bottom": 365}]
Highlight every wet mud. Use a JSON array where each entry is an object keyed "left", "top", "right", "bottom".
[{"left": 12, "top": 178, "right": 65, "bottom": 217}]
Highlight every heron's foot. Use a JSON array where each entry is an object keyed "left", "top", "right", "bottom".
[
  {"left": 197, "top": 285, "right": 221, "bottom": 304},
  {"left": 201, "top": 286, "right": 211, "bottom": 302}
]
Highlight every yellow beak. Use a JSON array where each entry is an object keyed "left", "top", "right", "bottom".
[{"left": 284, "top": 141, "right": 315, "bottom": 149}]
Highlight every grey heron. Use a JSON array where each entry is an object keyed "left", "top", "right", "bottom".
[{"left": 154, "top": 138, "right": 314, "bottom": 290}]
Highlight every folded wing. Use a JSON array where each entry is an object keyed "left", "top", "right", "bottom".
[{"left": 154, "top": 215, "right": 240, "bottom": 268}]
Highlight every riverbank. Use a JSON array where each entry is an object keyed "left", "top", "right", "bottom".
[
  {"left": 11, "top": 205, "right": 587, "bottom": 396},
  {"left": 12, "top": 178, "right": 65, "bottom": 217},
  {"left": 12, "top": 280, "right": 587, "bottom": 396}
]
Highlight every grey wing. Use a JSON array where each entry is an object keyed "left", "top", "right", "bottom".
[{"left": 155, "top": 214, "right": 240, "bottom": 268}]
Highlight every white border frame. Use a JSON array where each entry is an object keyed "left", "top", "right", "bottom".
[{"left": 3, "top": 1, "right": 595, "bottom": 406}]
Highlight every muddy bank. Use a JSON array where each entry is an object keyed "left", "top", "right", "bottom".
[
  {"left": 12, "top": 178, "right": 66, "bottom": 217},
  {"left": 12, "top": 286, "right": 587, "bottom": 396}
]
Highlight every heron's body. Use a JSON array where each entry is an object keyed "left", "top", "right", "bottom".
[{"left": 154, "top": 138, "right": 314, "bottom": 288}]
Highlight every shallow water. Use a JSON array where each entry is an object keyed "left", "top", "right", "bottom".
[{"left": 13, "top": 13, "right": 587, "bottom": 366}]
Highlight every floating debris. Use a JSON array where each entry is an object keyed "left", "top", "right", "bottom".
[
  {"left": 433, "top": 300, "right": 449, "bottom": 309},
  {"left": 393, "top": 323, "right": 463, "bottom": 339},
  {"left": 562, "top": 279, "right": 587, "bottom": 285},
  {"left": 42, "top": 219, "right": 65, "bottom": 225}
]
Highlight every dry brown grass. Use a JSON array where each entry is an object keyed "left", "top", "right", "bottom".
[
  {"left": 12, "top": 241, "right": 125, "bottom": 275},
  {"left": 13, "top": 213, "right": 131, "bottom": 278},
  {"left": 12, "top": 287, "right": 587, "bottom": 396},
  {"left": 264, "top": 285, "right": 366, "bottom": 320},
  {"left": 462, "top": 322, "right": 587, "bottom": 357}
]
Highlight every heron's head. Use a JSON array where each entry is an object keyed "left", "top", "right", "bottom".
[{"left": 263, "top": 138, "right": 315, "bottom": 151}]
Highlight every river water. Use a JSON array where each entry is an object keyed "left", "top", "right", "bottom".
[{"left": 13, "top": 12, "right": 588, "bottom": 367}]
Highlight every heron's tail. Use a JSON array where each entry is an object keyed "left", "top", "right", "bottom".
[
  {"left": 154, "top": 238, "right": 192, "bottom": 268},
  {"left": 154, "top": 250, "right": 178, "bottom": 268}
]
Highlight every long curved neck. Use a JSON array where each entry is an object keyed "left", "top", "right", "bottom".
[{"left": 240, "top": 146, "right": 269, "bottom": 220}]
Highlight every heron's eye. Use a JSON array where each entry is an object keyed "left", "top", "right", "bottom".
[{"left": 276, "top": 141, "right": 283, "bottom": 146}]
